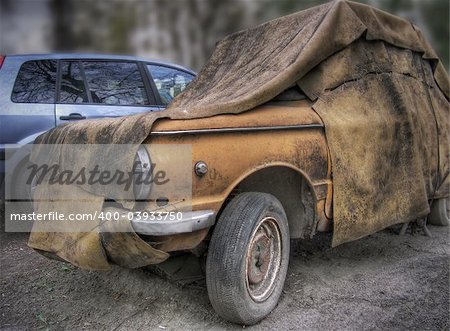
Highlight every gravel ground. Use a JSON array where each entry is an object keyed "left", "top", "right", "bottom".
[{"left": 0, "top": 206, "right": 449, "bottom": 330}]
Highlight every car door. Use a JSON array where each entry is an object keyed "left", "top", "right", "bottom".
[
  {"left": 55, "top": 60, "right": 160, "bottom": 126},
  {"left": 1, "top": 58, "right": 58, "bottom": 200},
  {"left": 1, "top": 58, "right": 57, "bottom": 146}
]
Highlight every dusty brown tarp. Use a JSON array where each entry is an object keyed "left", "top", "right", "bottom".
[
  {"left": 29, "top": 0, "right": 449, "bottom": 268},
  {"left": 301, "top": 39, "right": 447, "bottom": 244}
]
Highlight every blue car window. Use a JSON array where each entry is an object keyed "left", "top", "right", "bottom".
[
  {"left": 147, "top": 65, "right": 194, "bottom": 105},
  {"left": 82, "top": 61, "right": 149, "bottom": 106},
  {"left": 60, "top": 61, "right": 88, "bottom": 103},
  {"left": 11, "top": 60, "right": 57, "bottom": 103}
]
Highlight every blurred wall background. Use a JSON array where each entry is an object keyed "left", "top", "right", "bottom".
[{"left": 1, "top": 0, "right": 448, "bottom": 71}]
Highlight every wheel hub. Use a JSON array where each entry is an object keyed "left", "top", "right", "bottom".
[
  {"left": 247, "top": 230, "right": 271, "bottom": 284},
  {"left": 245, "top": 217, "right": 282, "bottom": 302}
]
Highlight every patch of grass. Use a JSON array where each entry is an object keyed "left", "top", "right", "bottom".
[
  {"left": 36, "top": 313, "right": 50, "bottom": 330},
  {"left": 35, "top": 280, "right": 54, "bottom": 293},
  {"left": 60, "top": 264, "right": 72, "bottom": 273}
]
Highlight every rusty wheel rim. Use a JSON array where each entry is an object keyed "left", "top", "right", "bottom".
[{"left": 245, "top": 217, "right": 282, "bottom": 302}]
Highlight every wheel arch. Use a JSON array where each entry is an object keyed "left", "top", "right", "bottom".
[{"left": 220, "top": 163, "right": 320, "bottom": 239}]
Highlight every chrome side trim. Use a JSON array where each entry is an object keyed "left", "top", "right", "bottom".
[
  {"left": 150, "top": 124, "right": 324, "bottom": 136},
  {"left": 131, "top": 210, "right": 216, "bottom": 236}
]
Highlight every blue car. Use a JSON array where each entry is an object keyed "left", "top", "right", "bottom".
[{"left": 0, "top": 54, "right": 195, "bottom": 200}]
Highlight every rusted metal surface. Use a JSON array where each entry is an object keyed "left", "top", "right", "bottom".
[
  {"left": 316, "top": 199, "right": 332, "bottom": 232},
  {"left": 145, "top": 101, "right": 332, "bottom": 238}
]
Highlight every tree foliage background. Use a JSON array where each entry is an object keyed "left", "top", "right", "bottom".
[{"left": 1, "top": 0, "right": 448, "bottom": 71}]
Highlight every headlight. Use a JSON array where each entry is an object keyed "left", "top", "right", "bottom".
[{"left": 133, "top": 145, "right": 152, "bottom": 200}]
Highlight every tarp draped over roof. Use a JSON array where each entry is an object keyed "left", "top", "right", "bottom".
[{"left": 29, "top": 0, "right": 449, "bottom": 267}]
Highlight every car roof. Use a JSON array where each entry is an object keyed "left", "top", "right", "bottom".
[{"left": 5, "top": 53, "right": 196, "bottom": 75}]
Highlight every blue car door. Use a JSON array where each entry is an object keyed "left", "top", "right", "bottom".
[
  {"left": 0, "top": 58, "right": 57, "bottom": 146},
  {"left": 55, "top": 60, "right": 161, "bottom": 126}
]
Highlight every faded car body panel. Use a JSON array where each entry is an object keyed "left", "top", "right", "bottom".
[{"left": 143, "top": 101, "right": 332, "bottom": 240}]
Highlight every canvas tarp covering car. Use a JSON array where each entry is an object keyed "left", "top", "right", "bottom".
[{"left": 28, "top": 0, "right": 449, "bottom": 269}]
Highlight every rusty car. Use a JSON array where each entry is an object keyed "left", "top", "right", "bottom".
[{"left": 23, "top": 0, "right": 449, "bottom": 325}]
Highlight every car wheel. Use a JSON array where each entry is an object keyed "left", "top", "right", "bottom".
[
  {"left": 428, "top": 198, "right": 449, "bottom": 226},
  {"left": 206, "top": 192, "right": 289, "bottom": 325}
]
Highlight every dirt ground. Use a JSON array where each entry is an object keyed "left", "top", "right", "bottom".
[{"left": 0, "top": 205, "right": 449, "bottom": 330}]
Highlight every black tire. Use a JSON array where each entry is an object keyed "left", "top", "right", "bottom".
[
  {"left": 206, "top": 192, "right": 290, "bottom": 325},
  {"left": 428, "top": 198, "right": 449, "bottom": 226}
]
